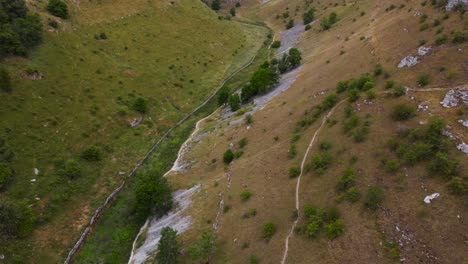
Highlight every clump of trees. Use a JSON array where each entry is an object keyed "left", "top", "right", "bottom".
[
  {"left": 218, "top": 48, "right": 302, "bottom": 111},
  {"left": 47, "top": 0, "right": 69, "bottom": 19},
  {"left": 301, "top": 205, "right": 344, "bottom": 239},
  {"left": 0, "top": 199, "right": 35, "bottom": 239},
  {"left": 320, "top": 12, "right": 338, "bottom": 30},
  {"left": 0, "top": 0, "right": 43, "bottom": 58},
  {"left": 303, "top": 8, "right": 315, "bottom": 25},
  {"left": 211, "top": 0, "right": 221, "bottom": 11}
]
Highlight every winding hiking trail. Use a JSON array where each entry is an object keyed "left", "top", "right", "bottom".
[
  {"left": 280, "top": 87, "right": 457, "bottom": 263},
  {"left": 280, "top": 99, "right": 347, "bottom": 264}
]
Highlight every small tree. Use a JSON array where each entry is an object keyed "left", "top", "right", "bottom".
[
  {"left": 188, "top": 231, "right": 216, "bottom": 263},
  {"left": 286, "top": 19, "right": 294, "bottom": 29},
  {"left": 135, "top": 170, "right": 172, "bottom": 218},
  {"left": 218, "top": 86, "right": 229, "bottom": 105},
  {"left": 228, "top": 94, "right": 240, "bottom": 111},
  {"left": 325, "top": 219, "right": 344, "bottom": 239},
  {"left": 288, "top": 48, "right": 302, "bottom": 68},
  {"left": 303, "top": 8, "right": 315, "bottom": 25},
  {"left": 240, "top": 190, "right": 252, "bottom": 202},
  {"left": 0, "top": 199, "right": 34, "bottom": 238},
  {"left": 211, "top": 0, "right": 221, "bottom": 11},
  {"left": 156, "top": 227, "right": 180, "bottom": 264},
  {"left": 47, "top": 0, "right": 69, "bottom": 19},
  {"left": 81, "top": 145, "right": 102, "bottom": 161},
  {"left": 133, "top": 97, "right": 148, "bottom": 114},
  {"left": 271, "top": 40, "right": 281, "bottom": 48},
  {"left": 391, "top": 104, "right": 415, "bottom": 121},
  {"left": 62, "top": 159, "right": 81, "bottom": 179},
  {"left": 0, "top": 67, "right": 12, "bottom": 92},
  {"left": 230, "top": 8, "right": 236, "bottom": 17}
]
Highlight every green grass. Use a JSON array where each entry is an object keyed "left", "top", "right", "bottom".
[{"left": 0, "top": 0, "right": 268, "bottom": 262}]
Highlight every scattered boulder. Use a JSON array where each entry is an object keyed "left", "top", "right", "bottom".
[
  {"left": 446, "top": 0, "right": 468, "bottom": 11},
  {"left": 458, "top": 120, "right": 468, "bottom": 127},
  {"left": 398, "top": 56, "right": 419, "bottom": 68},
  {"left": 424, "top": 193, "right": 440, "bottom": 204},
  {"left": 417, "top": 46, "right": 432, "bottom": 56},
  {"left": 440, "top": 86, "right": 468, "bottom": 108},
  {"left": 457, "top": 142, "right": 468, "bottom": 155}
]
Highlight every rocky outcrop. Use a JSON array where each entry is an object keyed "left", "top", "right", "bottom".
[
  {"left": 440, "top": 86, "right": 468, "bottom": 108},
  {"left": 446, "top": 0, "right": 468, "bottom": 11}
]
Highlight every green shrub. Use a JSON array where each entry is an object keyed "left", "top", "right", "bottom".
[
  {"left": 242, "top": 208, "right": 257, "bottom": 219},
  {"left": 249, "top": 255, "right": 259, "bottom": 264},
  {"left": 384, "top": 159, "right": 400, "bottom": 173},
  {"left": 347, "top": 89, "right": 360, "bottom": 102},
  {"left": 0, "top": 163, "right": 13, "bottom": 189},
  {"left": 321, "top": 94, "right": 338, "bottom": 110},
  {"left": 305, "top": 221, "right": 321, "bottom": 238},
  {"left": 325, "top": 219, "right": 345, "bottom": 239},
  {"left": 303, "top": 8, "right": 315, "bottom": 24},
  {"left": 336, "top": 169, "right": 356, "bottom": 192},
  {"left": 223, "top": 149, "right": 234, "bottom": 164},
  {"left": 271, "top": 40, "right": 281, "bottom": 48},
  {"left": 362, "top": 81, "right": 375, "bottom": 91},
  {"left": 133, "top": 97, "right": 148, "bottom": 114},
  {"left": 135, "top": 170, "right": 173, "bottom": 218},
  {"left": 62, "top": 159, "right": 81, "bottom": 179},
  {"left": 319, "top": 141, "right": 332, "bottom": 151},
  {"left": 47, "top": 0, "right": 69, "bottom": 19},
  {"left": 366, "top": 89, "right": 376, "bottom": 100},
  {"left": 289, "top": 167, "right": 300, "bottom": 178},
  {"left": 305, "top": 24, "right": 312, "bottom": 31},
  {"left": 0, "top": 68, "right": 12, "bottom": 92},
  {"left": 218, "top": 86, "right": 229, "bottom": 105},
  {"left": 417, "top": 74, "right": 430, "bottom": 86},
  {"left": 286, "top": 19, "right": 294, "bottom": 29},
  {"left": 447, "top": 177, "right": 466, "bottom": 195},
  {"left": 0, "top": 199, "right": 34, "bottom": 238},
  {"left": 240, "top": 190, "right": 252, "bottom": 202},
  {"left": 288, "top": 144, "right": 297, "bottom": 159},
  {"left": 374, "top": 64, "right": 383, "bottom": 76},
  {"left": 452, "top": 30, "right": 466, "bottom": 44},
  {"left": 238, "top": 138, "right": 248, "bottom": 148},
  {"left": 385, "top": 80, "right": 395, "bottom": 89},
  {"left": 230, "top": 7, "right": 236, "bottom": 17},
  {"left": 392, "top": 84, "right": 405, "bottom": 96},
  {"left": 310, "top": 152, "right": 332, "bottom": 175},
  {"left": 81, "top": 145, "right": 102, "bottom": 161},
  {"left": 365, "top": 186, "right": 384, "bottom": 210},
  {"left": 345, "top": 187, "right": 361, "bottom": 203},
  {"left": 429, "top": 152, "right": 459, "bottom": 179},
  {"left": 391, "top": 104, "right": 416, "bottom": 121},
  {"left": 435, "top": 34, "right": 447, "bottom": 45},
  {"left": 245, "top": 114, "right": 253, "bottom": 125},
  {"left": 336, "top": 80, "right": 348, "bottom": 93},
  {"left": 262, "top": 221, "right": 277, "bottom": 240}
]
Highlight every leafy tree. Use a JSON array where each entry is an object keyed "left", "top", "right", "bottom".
[
  {"left": 211, "top": 0, "right": 221, "bottom": 11},
  {"left": 365, "top": 186, "right": 384, "bottom": 210},
  {"left": 271, "top": 40, "right": 281, "bottom": 48},
  {"left": 62, "top": 159, "right": 81, "bottom": 179},
  {"left": 133, "top": 97, "right": 148, "bottom": 114},
  {"left": 0, "top": 163, "right": 12, "bottom": 189},
  {"left": 0, "top": 0, "right": 28, "bottom": 23},
  {"left": 228, "top": 94, "right": 240, "bottom": 111},
  {"left": 0, "top": 24, "right": 25, "bottom": 56},
  {"left": 218, "top": 86, "right": 229, "bottom": 105},
  {"left": 289, "top": 167, "right": 300, "bottom": 178},
  {"left": 135, "top": 170, "right": 172, "bottom": 218},
  {"left": 287, "top": 48, "right": 302, "bottom": 68},
  {"left": 230, "top": 7, "right": 236, "bottom": 17},
  {"left": 320, "top": 94, "right": 338, "bottom": 110},
  {"left": 303, "top": 8, "right": 315, "bottom": 25},
  {"left": 391, "top": 104, "right": 415, "bottom": 121},
  {"left": 336, "top": 169, "right": 356, "bottom": 192},
  {"left": 81, "top": 145, "right": 102, "bottom": 161},
  {"left": 47, "top": 0, "right": 69, "bottom": 19},
  {"left": 188, "top": 231, "right": 216, "bottom": 263},
  {"left": 156, "top": 227, "right": 180, "bottom": 264},
  {"left": 325, "top": 219, "right": 344, "bottom": 239},
  {"left": 0, "top": 67, "right": 12, "bottom": 92},
  {"left": 0, "top": 199, "right": 34, "bottom": 238},
  {"left": 12, "top": 14, "right": 42, "bottom": 48}
]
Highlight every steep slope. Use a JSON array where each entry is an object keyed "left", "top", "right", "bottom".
[{"left": 157, "top": 0, "right": 467, "bottom": 263}]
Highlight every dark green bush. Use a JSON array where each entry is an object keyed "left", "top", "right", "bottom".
[
  {"left": 435, "top": 34, "right": 447, "bottom": 45},
  {"left": 223, "top": 149, "right": 234, "bottom": 164},
  {"left": 417, "top": 74, "right": 430, "bottom": 86},
  {"left": 135, "top": 170, "right": 172, "bottom": 218},
  {"left": 310, "top": 152, "right": 332, "bottom": 175},
  {"left": 365, "top": 186, "right": 384, "bottom": 210},
  {"left": 347, "top": 89, "right": 360, "bottom": 102},
  {"left": 336, "top": 169, "right": 356, "bottom": 192},
  {"left": 392, "top": 84, "right": 405, "bottom": 96},
  {"left": 81, "top": 145, "right": 102, "bottom": 161},
  {"left": 0, "top": 199, "right": 34, "bottom": 238},
  {"left": 271, "top": 40, "right": 281, "bottom": 48},
  {"left": 345, "top": 187, "right": 361, "bottom": 203},
  {"left": 452, "top": 30, "right": 466, "bottom": 44},
  {"left": 429, "top": 152, "right": 459, "bottom": 179},
  {"left": 188, "top": 231, "right": 216, "bottom": 262},
  {"left": 325, "top": 219, "right": 344, "bottom": 239},
  {"left": 286, "top": 19, "right": 294, "bottom": 29},
  {"left": 0, "top": 163, "right": 12, "bottom": 189},
  {"left": 288, "top": 144, "right": 297, "bottom": 159},
  {"left": 447, "top": 177, "right": 466, "bottom": 195},
  {"left": 391, "top": 104, "right": 416, "bottom": 121},
  {"left": 47, "top": 0, "right": 69, "bottom": 19},
  {"left": 238, "top": 138, "right": 248, "bottom": 148},
  {"left": 319, "top": 141, "right": 332, "bottom": 151},
  {"left": 228, "top": 94, "right": 240, "bottom": 111},
  {"left": 133, "top": 97, "right": 148, "bottom": 114},
  {"left": 303, "top": 8, "right": 315, "bottom": 24},
  {"left": 156, "top": 227, "right": 180, "bottom": 264},
  {"left": 289, "top": 167, "right": 300, "bottom": 178},
  {"left": 384, "top": 159, "right": 400, "bottom": 173},
  {"left": 240, "top": 190, "right": 252, "bottom": 202},
  {"left": 0, "top": 67, "right": 11, "bottom": 92}
]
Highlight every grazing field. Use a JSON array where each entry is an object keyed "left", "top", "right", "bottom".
[{"left": 0, "top": 0, "right": 267, "bottom": 262}]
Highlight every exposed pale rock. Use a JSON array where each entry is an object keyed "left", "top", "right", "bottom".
[
  {"left": 417, "top": 46, "right": 432, "bottom": 56},
  {"left": 446, "top": 0, "right": 468, "bottom": 10},
  {"left": 457, "top": 142, "right": 468, "bottom": 155},
  {"left": 398, "top": 56, "right": 419, "bottom": 68},
  {"left": 440, "top": 87, "right": 468, "bottom": 108},
  {"left": 424, "top": 193, "right": 440, "bottom": 204},
  {"left": 458, "top": 120, "right": 468, "bottom": 127}
]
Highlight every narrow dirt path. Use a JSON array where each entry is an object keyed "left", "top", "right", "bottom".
[
  {"left": 279, "top": 87, "right": 455, "bottom": 263},
  {"left": 280, "top": 99, "right": 347, "bottom": 264}
]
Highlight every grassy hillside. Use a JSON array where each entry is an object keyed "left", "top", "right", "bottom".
[
  {"left": 0, "top": 0, "right": 266, "bottom": 262},
  {"left": 159, "top": 0, "right": 467, "bottom": 263}
]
